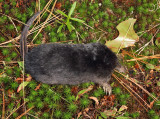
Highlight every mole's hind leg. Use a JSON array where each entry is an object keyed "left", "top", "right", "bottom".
[
  {"left": 95, "top": 75, "right": 112, "bottom": 95},
  {"left": 102, "top": 82, "right": 112, "bottom": 95}
]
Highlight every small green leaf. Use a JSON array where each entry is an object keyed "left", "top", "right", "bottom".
[
  {"left": 76, "top": 89, "right": 86, "bottom": 100},
  {"left": 17, "top": 81, "right": 29, "bottom": 92},
  {"left": 70, "top": 24, "right": 75, "bottom": 30},
  {"left": 157, "top": 81, "right": 160, "bottom": 86},
  {"left": 57, "top": 10, "right": 68, "bottom": 17},
  {"left": 68, "top": 2, "right": 76, "bottom": 18},
  {"left": 66, "top": 22, "right": 72, "bottom": 32},
  {"left": 18, "top": 61, "right": 24, "bottom": 69},
  {"left": 146, "top": 63, "right": 155, "bottom": 69},
  {"left": 56, "top": 20, "right": 63, "bottom": 24},
  {"left": 155, "top": 39, "right": 160, "bottom": 49},
  {"left": 76, "top": 86, "right": 93, "bottom": 100},
  {"left": 57, "top": 24, "right": 64, "bottom": 33},
  {"left": 100, "top": 112, "right": 108, "bottom": 119},
  {"left": 70, "top": 18, "right": 85, "bottom": 23}
]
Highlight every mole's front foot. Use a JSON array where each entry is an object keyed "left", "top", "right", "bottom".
[{"left": 102, "top": 83, "right": 112, "bottom": 95}]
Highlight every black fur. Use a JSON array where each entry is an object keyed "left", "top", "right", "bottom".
[{"left": 20, "top": 12, "right": 118, "bottom": 94}]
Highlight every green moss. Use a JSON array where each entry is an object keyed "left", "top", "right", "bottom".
[
  {"left": 93, "top": 90, "right": 101, "bottom": 97},
  {"left": 120, "top": 100, "right": 127, "bottom": 105},
  {"left": 94, "top": 15, "right": 99, "bottom": 20},
  {"left": 27, "top": 102, "right": 34, "bottom": 108},
  {"left": 70, "top": 32, "right": 77, "bottom": 39},
  {"left": 11, "top": 51, "right": 18, "bottom": 58},
  {"left": 11, "top": 82, "right": 18, "bottom": 90},
  {"left": 137, "top": 6, "right": 143, "bottom": 13},
  {"left": 8, "top": 24, "right": 14, "bottom": 30},
  {"left": 4, "top": 3, "right": 9, "bottom": 9},
  {"left": 88, "top": 5, "right": 94, "bottom": 11},
  {"left": 41, "top": 83, "right": 50, "bottom": 89},
  {"left": 28, "top": 81, "right": 37, "bottom": 89},
  {"left": 42, "top": 112, "right": 50, "bottom": 118},
  {"left": 54, "top": 110, "right": 62, "bottom": 118},
  {"left": 8, "top": 102, "right": 14, "bottom": 109},
  {"left": 2, "top": 48, "right": 9, "bottom": 55},
  {"left": 36, "top": 101, "right": 44, "bottom": 109},
  {"left": 154, "top": 100, "right": 160, "bottom": 109},
  {"left": 124, "top": 112, "right": 129, "bottom": 117},
  {"left": 88, "top": 21, "right": 94, "bottom": 27},
  {"left": 50, "top": 37, "right": 58, "bottom": 42},
  {"left": 80, "top": 98, "right": 90, "bottom": 108},
  {"left": 113, "top": 87, "right": 121, "bottom": 95},
  {"left": 28, "top": 95, "right": 35, "bottom": 101},
  {"left": 78, "top": 8, "right": 85, "bottom": 14},
  {"left": 36, "top": 97, "right": 41, "bottom": 102},
  {"left": 68, "top": 103, "right": 77, "bottom": 112},
  {"left": 131, "top": 112, "right": 140, "bottom": 118},
  {"left": 151, "top": 115, "right": 160, "bottom": 119},
  {"left": 128, "top": 7, "right": 134, "bottom": 13},
  {"left": 31, "top": 90, "right": 38, "bottom": 96},
  {"left": 11, "top": 1, "right": 16, "bottom": 6},
  {"left": 35, "top": 40, "right": 42, "bottom": 44},
  {"left": 64, "top": 87, "right": 71, "bottom": 95},
  {"left": 103, "top": 0, "right": 114, "bottom": 8},
  {"left": 52, "top": 93, "right": 61, "bottom": 102},
  {"left": 2, "top": 77, "right": 10, "bottom": 83},
  {"left": 62, "top": 112, "right": 72, "bottom": 119},
  {"left": 21, "top": 13, "right": 27, "bottom": 22},
  {"left": 81, "top": 82, "right": 92, "bottom": 88},
  {"left": 27, "top": 7, "right": 34, "bottom": 16},
  {"left": 1, "top": 16, "right": 7, "bottom": 24},
  {"left": 102, "top": 21, "right": 108, "bottom": 27},
  {"left": 6, "top": 68, "right": 13, "bottom": 75},
  {"left": 44, "top": 97, "right": 51, "bottom": 103},
  {"left": 46, "top": 89, "right": 54, "bottom": 96},
  {"left": 0, "top": 37, "right": 5, "bottom": 42},
  {"left": 66, "top": 95, "right": 75, "bottom": 102},
  {"left": 148, "top": 109, "right": 156, "bottom": 117},
  {"left": 119, "top": 94, "right": 126, "bottom": 100},
  {"left": 12, "top": 112, "right": 18, "bottom": 118},
  {"left": 38, "top": 89, "right": 45, "bottom": 96}
]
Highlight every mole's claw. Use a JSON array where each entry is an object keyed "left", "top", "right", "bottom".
[{"left": 102, "top": 83, "right": 112, "bottom": 95}]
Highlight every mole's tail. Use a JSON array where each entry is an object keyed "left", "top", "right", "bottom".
[{"left": 20, "top": 12, "right": 41, "bottom": 57}]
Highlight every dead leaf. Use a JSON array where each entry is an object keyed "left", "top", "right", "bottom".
[
  {"left": 89, "top": 97, "right": 99, "bottom": 105},
  {"left": 17, "top": 82, "right": 29, "bottom": 93},
  {"left": 106, "top": 18, "right": 139, "bottom": 52},
  {"left": 15, "top": 78, "right": 23, "bottom": 83},
  {"left": 16, "top": 2, "right": 19, "bottom": 7},
  {"left": 55, "top": 2, "right": 62, "bottom": 9},
  {"left": 118, "top": 105, "right": 128, "bottom": 112},
  {"left": 106, "top": 8, "right": 114, "bottom": 15},
  {"left": 7, "top": 89, "right": 14, "bottom": 97},
  {"left": 26, "top": 75, "right": 32, "bottom": 81},
  {"left": 77, "top": 112, "right": 82, "bottom": 118},
  {"left": 71, "top": 86, "right": 78, "bottom": 94},
  {"left": 76, "top": 85, "right": 93, "bottom": 100},
  {"left": 149, "top": 100, "right": 155, "bottom": 109},
  {"left": 35, "top": 84, "right": 41, "bottom": 91},
  {"left": 103, "top": 108, "right": 117, "bottom": 116},
  {"left": 84, "top": 108, "right": 90, "bottom": 112}
]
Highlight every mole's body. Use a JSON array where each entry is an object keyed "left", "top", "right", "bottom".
[{"left": 20, "top": 12, "right": 118, "bottom": 95}]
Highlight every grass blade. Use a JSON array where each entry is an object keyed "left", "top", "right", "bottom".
[{"left": 68, "top": 2, "right": 76, "bottom": 18}]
